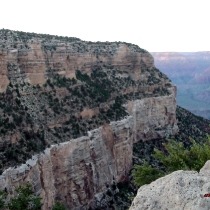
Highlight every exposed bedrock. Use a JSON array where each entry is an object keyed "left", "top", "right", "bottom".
[
  {"left": 0, "top": 91, "right": 178, "bottom": 209},
  {"left": 0, "top": 117, "right": 134, "bottom": 209},
  {"left": 128, "top": 86, "right": 178, "bottom": 142},
  {"left": 130, "top": 160, "right": 210, "bottom": 210}
]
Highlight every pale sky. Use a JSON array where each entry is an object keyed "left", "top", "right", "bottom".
[{"left": 0, "top": 0, "right": 209, "bottom": 52}]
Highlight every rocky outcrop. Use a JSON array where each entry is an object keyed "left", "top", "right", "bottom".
[
  {"left": 130, "top": 160, "right": 210, "bottom": 210},
  {"left": 0, "top": 91, "right": 178, "bottom": 209}
]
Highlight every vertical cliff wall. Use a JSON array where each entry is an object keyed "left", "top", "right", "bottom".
[
  {"left": 0, "top": 92, "right": 178, "bottom": 209},
  {"left": 0, "top": 117, "right": 134, "bottom": 209},
  {"left": 128, "top": 86, "right": 178, "bottom": 142}
]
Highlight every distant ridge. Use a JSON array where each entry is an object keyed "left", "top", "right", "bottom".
[{"left": 151, "top": 51, "right": 210, "bottom": 119}]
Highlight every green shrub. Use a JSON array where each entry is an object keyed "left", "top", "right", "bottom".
[
  {"left": 153, "top": 135, "right": 210, "bottom": 172},
  {"left": 132, "top": 135, "right": 210, "bottom": 186},
  {"left": 52, "top": 201, "right": 67, "bottom": 210},
  {"left": 0, "top": 190, "right": 7, "bottom": 209},
  {"left": 4, "top": 183, "right": 42, "bottom": 210},
  {"left": 0, "top": 184, "right": 67, "bottom": 210},
  {"left": 132, "top": 161, "right": 165, "bottom": 186}
]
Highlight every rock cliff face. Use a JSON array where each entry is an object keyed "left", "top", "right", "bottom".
[
  {"left": 128, "top": 86, "right": 177, "bottom": 142},
  {"left": 0, "top": 91, "right": 178, "bottom": 209},
  {"left": 0, "top": 29, "right": 178, "bottom": 209},
  {"left": 130, "top": 160, "right": 210, "bottom": 210},
  {"left": 0, "top": 117, "right": 134, "bottom": 209},
  {"left": 0, "top": 30, "right": 153, "bottom": 92}
]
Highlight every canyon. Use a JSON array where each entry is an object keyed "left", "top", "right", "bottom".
[
  {"left": 0, "top": 29, "right": 178, "bottom": 209},
  {"left": 151, "top": 52, "right": 210, "bottom": 119}
]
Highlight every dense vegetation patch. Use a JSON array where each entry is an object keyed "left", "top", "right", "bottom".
[
  {"left": 133, "top": 135, "right": 210, "bottom": 186},
  {"left": 0, "top": 28, "right": 81, "bottom": 44}
]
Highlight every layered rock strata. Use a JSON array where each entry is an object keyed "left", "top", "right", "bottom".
[
  {"left": 0, "top": 30, "right": 154, "bottom": 92},
  {"left": 0, "top": 29, "right": 175, "bottom": 168},
  {"left": 130, "top": 160, "right": 210, "bottom": 210}
]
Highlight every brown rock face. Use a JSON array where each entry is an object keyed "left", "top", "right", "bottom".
[
  {"left": 0, "top": 50, "right": 10, "bottom": 92},
  {"left": 47, "top": 44, "right": 153, "bottom": 80},
  {"left": 18, "top": 43, "right": 47, "bottom": 85},
  {"left": 0, "top": 117, "right": 134, "bottom": 209},
  {"left": 0, "top": 91, "right": 178, "bottom": 209}
]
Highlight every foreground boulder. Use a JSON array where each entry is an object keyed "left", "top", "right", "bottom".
[{"left": 130, "top": 160, "right": 210, "bottom": 210}]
